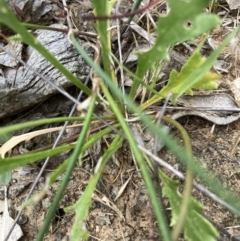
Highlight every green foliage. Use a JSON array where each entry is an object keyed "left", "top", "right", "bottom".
[
  {"left": 69, "top": 136, "right": 123, "bottom": 240},
  {"left": 165, "top": 51, "right": 219, "bottom": 96},
  {"left": 172, "top": 26, "right": 240, "bottom": 102},
  {"left": 0, "top": 144, "right": 74, "bottom": 175},
  {"left": 154, "top": 49, "right": 220, "bottom": 107},
  {"left": 36, "top": 86, "right": 97, "bottom": 241},
  {"left": 0, "top": 171, "right": 11, "bottom": 185},
  {"left": 91, "top": 0, "right": 115, "bottom": 78},
  {"left": 140, "top": 29, "right": 240, "bottom": 110},
  {"left": 0, "top": 133, "right": 12, "bottom": 185},
  {"left": 69, "top": 35, "right": 172, "bottom": 240},
  {"left": 159, "top": 170, "right": 219, "bottom": 241},
  {"left": 130, "top": 0, "right": 220, "bottom": 98},
  {"left": 0, "top": 117, "right": 96, "bottom": 135},
  {"left": 1, "top": 0, "right": 240, "bottom": 240},
  {"left": 0, "top": 133, "right": 12, "bottom": 143}
]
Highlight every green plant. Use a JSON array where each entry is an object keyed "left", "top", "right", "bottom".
[{"left": 0, "top": 0, "right": 240, "bottom": 240}]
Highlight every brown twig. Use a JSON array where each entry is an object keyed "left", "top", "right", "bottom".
[{"left": 21, "top": 23, "right": 97, "bottom": 38}]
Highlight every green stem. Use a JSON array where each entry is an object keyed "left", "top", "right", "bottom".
[
  {"left": 101, "top": 82, "right": 172, "bottom": 241},
  {"left": 163, "top": 116, "right": 193, "bottom": 241},
  {"left": 127, "top": 0, "right": 144, "bottom": 23}
]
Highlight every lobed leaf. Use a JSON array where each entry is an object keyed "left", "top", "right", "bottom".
[
  {"left": 69, "top": 136, "right": 123, "bottom": 240},
  {"left": 159, "top": 170, "right": 219, "bottom": 241},
  {"left": 161, "top": 50, "right": 220, "bottom": 99},
  {"left": 131, "top": 0, "right": 220, "bottom": 97}
]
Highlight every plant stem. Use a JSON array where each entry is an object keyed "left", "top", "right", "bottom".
[{"left": 163, "top": 116, "right": 193, "bottom": 241}]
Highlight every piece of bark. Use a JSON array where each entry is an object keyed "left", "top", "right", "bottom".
[{"left": 0, "top": 24, "right": 91, "bottom": 118}]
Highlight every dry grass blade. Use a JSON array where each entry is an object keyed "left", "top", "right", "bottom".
[
  {"left": 114, "top": 172, "right": 133, "bottom": 201},
  {"left": 94, "top": 192, "right": 125, "bottom": 221},
  {"left": 0, "top": 123, "right": 83, "bottom": 158}
]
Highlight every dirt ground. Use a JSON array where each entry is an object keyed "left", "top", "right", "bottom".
[
  {"left": 3, "top": 114, "right": 240, "bottom": 240},
  {"left": 1, "top": 0, "right": 240, "bottom": 241}
]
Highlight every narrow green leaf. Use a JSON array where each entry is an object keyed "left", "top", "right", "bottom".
[
  {"left": 0, "top": 144, "right": 74, "bottom": 175},
  {"left": 0, "top": 116, "right": 114, "bottom": 135},
  {"left": 127, "top": 0, "right": 144, "bottom": 24},
  {"left": 69, "top": 34, "right": 172, "bottom": 240},
  {"left": 91, "top": 0, "right": 115, "bottom": 77}
]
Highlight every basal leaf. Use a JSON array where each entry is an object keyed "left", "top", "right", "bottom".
[
  {"left": 160, "top": 50, "right": 220, "bottom": 100},
  {"left": 159, "top": 170, "right": 219, "bottom": 241},
  {"left": 140, "top": 26, "right": 240, "bottom": 110},
  {"left": 191, "top": 72, "right": 220, "bottom": 90}
]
